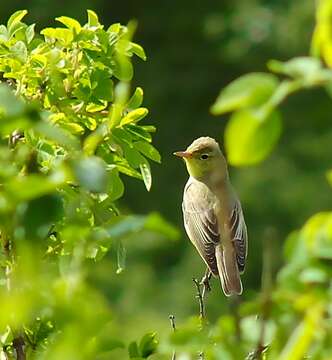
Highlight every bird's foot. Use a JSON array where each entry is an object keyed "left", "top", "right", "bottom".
[{"left": 200, "top": 269, "right": 212, "bottom": 294}]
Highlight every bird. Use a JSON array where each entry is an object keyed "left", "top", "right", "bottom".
[{"left": 174, "top": 137, "right": 248, "bottom": 296}]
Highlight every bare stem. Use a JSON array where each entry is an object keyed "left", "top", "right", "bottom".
[
  {"left": 193, "top": 278, "right": 205, "bottom": 319},
  {"left": 246, "top": 229, "right": 275, "bottom": 359},
  {"left": 1, "top": 231, "right": 26, "bottom": 360},
  {"left": 169, "top": 315, "right": 176, "bottom": 360},
  {"left": 169, "top": 315, "right": 176, "bottom": 332},
  {"left": 200, "top": 268, "right": 212, "bottom": 299},
  {"left": 13, "top": 335, "right": 25, "bottom": 360}
]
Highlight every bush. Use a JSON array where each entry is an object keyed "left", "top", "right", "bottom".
[{"left": 0, "top": 10, "right": 163, "bottom": 359}]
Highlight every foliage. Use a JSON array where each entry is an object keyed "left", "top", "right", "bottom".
[
  {"left": 0, "top": 1, "right": 332, "bottom": 359},
  {"left": 0, "top": 10, "right": 174, "bottom": 359},
  {"left": 162, "top": 0, "right": 332, "bottom": 358}
]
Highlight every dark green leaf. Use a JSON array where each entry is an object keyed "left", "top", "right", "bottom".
[
  {"left": 139, "top": 332, "right": 158, "bottom": 358},
  {"left": 128, "top": 341, "right": 140, "bottom": 358},
  {"left": 133, "top": 141, "right": 161, "bottom": 163}
]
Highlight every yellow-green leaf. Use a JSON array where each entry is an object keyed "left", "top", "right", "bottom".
[
  {"left": 120, "top": 108, "right": 148, "bottom": 126},
  {"left": 56, "top": 16, "right": 81, "bottom": 34},
  {"left": 211, "top": 73, "right": 279, "bottom": 115},
  {"left": 225, "top": 109, "right": 282, "bottom": 166}
]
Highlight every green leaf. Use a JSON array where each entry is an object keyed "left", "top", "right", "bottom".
[
  {"left": 6, "top": 174, "right": 63, "bottom": 201},
  {"left": 130, "top": 43, "right": 147, "bottom": 61},
  {"left": 25, "top": 23, "right": 35, "bottom": 44},
  {"left": 41, "top": 28, "right": 73, "bottom": 44},
  {"left": 128, "top": 341, "right": 140, "bottom": 358},
  {"left": 140, "top": 160, "right": 152, "bottom": 191},
  {"left": 122, "top": 144, "right": 146, "bottom": 169},
  {"left": 56, "top": 16, "right": 81, "bottom": 33},
  {"left": 211, "top": 73, "right": 279, "bottom": 115},
  {"left": 225, "top": 109, "right": 282, "bottom": 166},
  {"left": 144, "top": 212, "right": 180, "bottom": 240},
  {"left": 87, "top": 10, "right": 99, "bottom": 27},
  {"left": 126, "top": 125, "right": 152, "bottom": 142},
  {"left": 0, "top": 84, "right": 26, "bottom": 118},
  {"left": 120, "top": 108, "right": 149, "bottom": 126},
  {"left": 73, "top": 157, "right": 108, "bottom": 193},
  {"left": 116, "top": 240, "right": 126, "bottom": 274},
  {"left": 22, "top": 194, "right": 63, "bottom": 240},
  {"left": 113, "top": 55, "right": 133, "bottom": 81},
  {"left": 35, "top": 122, "right": 79, "bottom": 150},
  {"left": 108, "top": 167, "right": 124, "bottom": 201},
  {"left": 279, "top": 305, "right": 323, "bottom": 360},
  {"left": 139, "top": 332, "right": 158, "bottom": 358},
  {"left": 133, "top": 141, "right": 161, "bottom": 163},
  {"left": 268, "top": 57, "right": 325, "bottom": 83},
  {"left": 10, "top": 40, "right": 28, "bottom": 62},
  {"left": 7, "top": 10, "right": 28, "bottom": 30},
  {"left": 106, "top": 216, "right": 146, "bottom": 238},
  {"left": 0, "top": 25, "right": 8, "bottom": 42},
  {"left": 299, "top": 267, "right": 328, "bottom": 284},
  {"left": 302, "top": 212, "right": 332, "bottom": 259},
  {"left": 127, "top": 87, "right": 144, "bottom": 109}
]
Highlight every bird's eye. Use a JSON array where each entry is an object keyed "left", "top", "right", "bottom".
[{"left": 200, "top": 154, "right": 209, "bottom": 160}]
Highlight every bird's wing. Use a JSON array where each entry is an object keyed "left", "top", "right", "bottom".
[
  {"left": 229, "top": 198, "right": 248, "bottom": 273},
  {"left": 182, "top": 179, "right": 220, "bottom": 275}
]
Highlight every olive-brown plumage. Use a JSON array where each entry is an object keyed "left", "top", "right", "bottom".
[{"left": 174, "top": 137, "right": 248, "bottom": 296}]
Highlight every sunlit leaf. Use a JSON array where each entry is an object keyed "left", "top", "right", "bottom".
[
  {"left": 140, "top": 160, "right": 152, "bottom": 191},
  {"left": 211, "top": 73, "right": 279, "bottom": 115},
  {"left": 127, "top": 87, "right": 144, "bottom": 109},
  {"left": 87, "top": 10, "right": 99, "bottom": 27},
  {"left": 225, "top": 109, "right": 282, "bottom": 166},
  {"left": 25, "top": 23, "right": 35, "bottom": 44},
  {"left": 130, "top": 43, "right": 147, "bottom": 61},
  {"left": 41, "top": 27, "right": 74, "bottom": 44},
  {"left": 56, "top": 16, "right": 81, "bottom": 33},
  {"left": 120, "top": 108, "right": 149, "bottom": 126},
  {"left": 7, "top": 10, "right": 28, "bottom": 30},
  {"left": 113, "top": 55, "right": 133, "bottom": 81}
]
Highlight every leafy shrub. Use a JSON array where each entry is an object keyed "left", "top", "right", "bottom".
[{"left": 0, "top": 10, "right": 165, "bottom": 359}]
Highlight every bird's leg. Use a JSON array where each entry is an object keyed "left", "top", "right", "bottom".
[{"left": 200, "top": 267, "right": 212, "bottom": 298}]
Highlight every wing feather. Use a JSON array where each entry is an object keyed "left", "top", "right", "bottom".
[
  {"left": 229, "top": 199, "right": 248, "bottom": 273},
  {"left": 182, "top": 180, "right": 220, "bottom": 275}
]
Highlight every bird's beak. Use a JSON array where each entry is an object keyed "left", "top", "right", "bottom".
[{"left": 173, "top": 151, "right": 192, "bottom": 158}]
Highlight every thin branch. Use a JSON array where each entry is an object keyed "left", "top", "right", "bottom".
[
  {"left": 1, "top": 231, "right": 26, "bottom": 360},
  {"left": 12, "top": 335, "right": 25, "bottom": 360},
  {"left": 169, "top": 315, "right": 176, "bottom": 332},
  {"left": 169, "top": 315, "right": 176, "bottom": 360},
  {"left": 200, "top": 268, "right": 212, "bottom": 299},
  {"left": 193, "top": 278, "right": 205, "bottom": 319},
  {"left": 246, "top": 228, "right": 275, "bottom": 359}
]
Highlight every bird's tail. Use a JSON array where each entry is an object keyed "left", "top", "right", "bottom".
[{"left": 215, "top": 243, "right": 242, "bottom": 296}]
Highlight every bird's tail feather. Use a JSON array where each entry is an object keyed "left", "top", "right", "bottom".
[{"left": 215, "top": 244, "right": 242, "bottom": 296}]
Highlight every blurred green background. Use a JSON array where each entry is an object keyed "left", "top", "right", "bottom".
[{"left": 2, "top": 0, "right": 332, "bottom": 352}]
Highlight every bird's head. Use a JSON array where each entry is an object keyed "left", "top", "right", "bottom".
[{"left": 174, "top": 137, "right": 227, "bottom": 182}]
